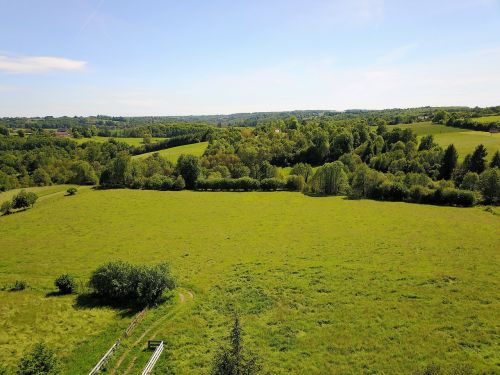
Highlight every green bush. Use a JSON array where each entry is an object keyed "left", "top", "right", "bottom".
[
  {"left": 260, "top": 178, "right": 286, "bottom": 191},
  {"left": 89, "top": 261, "right": 175, "bottom": 306},
  {"left": 286, "top": 175, "right": 305, "bottom": 191},
  {"left": 1, "top": 200, "right": 13, "bottom": 215},
  {"left": 18, "top": 342, "right": 60, "bottom": 375},
  {"left": 66, "top": 187, "right": 78, "bottom": 196},
  {"left": 54, "top": 274, "right": 76, "bottom": 294},
  {"left": 12, "top": 190, "right": 38, "bottom": 210},
  {"left": 173, "top": 175, "right": 186, "bottom": 190},
  {"left": 11, "top": 280, "right": 27, "bottom": 291}
]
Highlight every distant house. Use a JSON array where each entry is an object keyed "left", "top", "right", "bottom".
[{"left": 55, "top": 129, "right": 71, "bottom": 137}]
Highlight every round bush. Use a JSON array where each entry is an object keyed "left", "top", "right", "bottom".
[{"left": 55, "top": 274, "right": 76, "bottom": 294}]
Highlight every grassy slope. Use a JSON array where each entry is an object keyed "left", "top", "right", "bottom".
[
  {"left": 132, "top": 141, "right": 209, "bottom": 163},
  {"left": 390, "top": 122, "right": 499, "bottom": 159},
  {"left": 0, "top": 185, "right": 85, "bottom": 204},
  {"left": 0, "top": 189, "right": 498, "bottom": 374},
  {"left": 73, "top": 137, "right": 167, "bottom": 146},
  {"left": 474, "top": 115, "right": 500, "bottom": 123}
]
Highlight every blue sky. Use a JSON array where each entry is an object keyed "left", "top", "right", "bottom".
[{"left": 1, "top": 0, "right": 499, "bottom": 116}]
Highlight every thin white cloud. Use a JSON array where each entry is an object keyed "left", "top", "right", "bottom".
[
  {"left": 377, "top": 43, "right": 418, "bottom": 64},
  {"left": 0, "top": 55, "right": 87, "bottom": 74}
]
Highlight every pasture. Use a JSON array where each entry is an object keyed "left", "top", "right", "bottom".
[
  {"left": 0, "top": 189, "right": 498, "bottom": 374},
  {"left": 73, "top": 136, "right": 167, "bottom": 146},
  {"left": 390, "top": 122, "right": 500, "bottom": 159},
  {"left": 133, "top": 141, "right": 209, "bottom": 163},
  {"left": 473, "top": 115, "right": 500, "bottom": 124}
]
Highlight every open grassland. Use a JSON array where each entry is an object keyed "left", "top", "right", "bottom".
[
  {"left": 133, "top": 141, "right": 209, "bottom": 163},
  {"left": 0, "top": 184, "right": 85, "bottom": 204},
  {"left": 0, "top": 189, "right": 499, "bottom": 374},
  {"left": 73, "top": 136, "right": 167, "bottom": 146},
  {"left": 474, "top": 115, "right": 500, "bottom": 124},
  {"left": 391, "top": 122, "right": 499, "bottom": 160}
]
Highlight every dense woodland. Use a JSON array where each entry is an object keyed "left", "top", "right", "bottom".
[{"left": 1, "top": 107, "right": 499, "bottom": 207}]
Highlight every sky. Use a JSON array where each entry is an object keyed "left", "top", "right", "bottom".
[{"left": 0, "top": 0, "right": 500, "bottom": 116}]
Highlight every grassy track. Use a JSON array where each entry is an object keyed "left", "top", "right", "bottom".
[
  {"left": 0, "top": 185, "right": 85, "bottom": 204},
  {"left": 389, "top": 122, "right": 499, "bottom": 159},
  {"left": 0, "top": 189, "right": 498, "bottom": 374},
  {"left": 132, "top": 142, "right": 208, "bottom": 163}
]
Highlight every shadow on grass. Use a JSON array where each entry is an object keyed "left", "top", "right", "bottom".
[{"left": 73, "top": 293, "right": 174, "bottom": 318}]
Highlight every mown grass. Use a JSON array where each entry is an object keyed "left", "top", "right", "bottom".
[
  {"left": 132, "top": 141, "right": 209, "bottom": 163},
  {"left": 0, "top": 189, "right": 498, "bottom": 374},
  {"left": 73, "top": 136, "right": 167, "bottom": 146},
  {"left": 390, "top": 122, "right": 499, "bottom": 160}
]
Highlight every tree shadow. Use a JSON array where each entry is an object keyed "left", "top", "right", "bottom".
[{"left": 74, "top": 293, "right": 142, "bottom": 318}]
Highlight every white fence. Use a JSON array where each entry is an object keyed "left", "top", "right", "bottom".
[
  {"left": 141, "top": 341, "right": 164, "bottom": 375},
  {"left": 88, "top": 340, "right": 120, "bottom": 375}
]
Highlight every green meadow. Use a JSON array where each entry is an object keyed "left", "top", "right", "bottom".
[
  {"left": 474, "top": 115, "right": 500, "bottom": 123},
  {"left": 73, "top": 136, "right": 167, "bottom": 146},
  {"left": 0, "top": 189, "right": 498, "bottom": 374},
  {"left": 389, "top": 122, "right": 499, "bottom": 160},
  {"left": 132, "top": 141, "right": 209, "bottom": 163}
]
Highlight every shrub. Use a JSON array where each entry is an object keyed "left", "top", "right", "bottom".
[
  {"left": 460, "top": 172, "right": 479, "bottom": 191},
  {"left": 286, "top": 175, "right": 305, "bottom": 191},
  {"left": 1, "top": 200, "right": 12, "bottom": 215},
  {"left": 89, "top": 261, "right": 175, "bottom": 306},
  {"left": 260, "top": 178, "right": 286, "bottom": 191},
  {"left": 144, "top": 174, "right": 174, "bottom": 190},
  {"left": 173, "top": 175, "right": 186, "bottom": 190},
  {"left": 12, "top": 190, "right": 38, "bottom": 210},
  {"left": 54, "top": 274, "right": 76, "bottom": 294},
  {"left": 479, "top": 167, "right": 500, "bottom": 204},
  {"left": 18, "top": 342, "right": 60, "bottom": 375},
  {"left": 66, "top": 187, "right": 78, "bottom": 196},
  {"left": 11, "top": 280, "right": 27, "bottom": 291}
]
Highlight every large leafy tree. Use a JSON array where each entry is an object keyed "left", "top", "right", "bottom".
[{"left": 176, "top": 154, "right": 201, "bottom": 189}]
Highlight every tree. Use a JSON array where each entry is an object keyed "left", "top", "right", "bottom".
[
  {"left": 32, "top": 168, "right": 51, "bottom": 186},
  {"left": 479, "top": 167, "right": 500, "bottom": 204},
  {"left": 176, "top": 154, "right": 201, "bottom": 189},
  {"left": 0, "top": 126, "right": 8, "bottom": 136},
  {"left": 460, "top": 172, "right": 479, "bottom": 191},
  {"left": 66, "top": 187, "right": 78, "bottom": 195},
  {"left": 418, "top": 135, "right": 436, "bottom": 151},
  {"left": 54, "top": 274, "right": 76, "bottom": 294},
  {"left": 210, "top": 316, "right": 261, "bottom": 375},
  {"left": 331, "top": 133, "right": 354, "bottom": 160},
  {"left": 490, "top": 151, "right": 500, "bottom": 169},
  {"left": 309, "top": 161, "right": 349, "bottom": 195},
  {"left": 71, "top": 161, "right": 98, "bottom": 185},
  {"left": 469, "top": 144, "right": 488, "bottom": 174},
  {"left": 439, "top": 144, "right": 458, "bottom": 180},
  {"left": 17, "top": 129, "right": 25, "bottom": 138},
  {"left": 291, "top": 163, "right": 313, "bottom": 182},
  {"left": 12, "top": 190, "right": 38, "bottom": 210},
  {"left": 432, "top": 110, "right": 449, "bottom": 124},
  {"left": 18, "top": 342, "right": 60, "bottom": 375},
  {"left": 173, "top": 175, "right": 186, "bottom": 190}
]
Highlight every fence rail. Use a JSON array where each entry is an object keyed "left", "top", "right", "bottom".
[
  {"left": 141, "top": 341, "right": 164, "bottom": 375},
  {"left": 88, "top": 340, "right": 120, "bottom": 375}
]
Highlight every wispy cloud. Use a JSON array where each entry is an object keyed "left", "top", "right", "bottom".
[
  {"left": 0, "top": 55, "right": 87, "bottom": 74},
  {"left": 377, "top": 43, "right": 418, "bottom": 64}
]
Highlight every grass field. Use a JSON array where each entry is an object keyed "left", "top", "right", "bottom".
[
  {"left": 474, "top": 115, "right": 500, "bottom": 124},
  {"left": 73, "top": 136, "right": 167, "bottom": 146},
  {"left": 0, "top": 189, "right": 498, "bottom": 374},
  {"left": 389, "top": 122, "right": 500, "bottom": 160},
  {"left": 133, "top": 141, "right": 209, "bottom": 163}
]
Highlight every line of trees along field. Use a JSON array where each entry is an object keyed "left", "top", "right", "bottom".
[{"left": 1, "top": 112, "right": 499, "bottom": 207}]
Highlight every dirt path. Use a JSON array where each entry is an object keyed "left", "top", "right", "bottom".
[{"left": 110, "top": 289, "right": 194, "bottom": 374}]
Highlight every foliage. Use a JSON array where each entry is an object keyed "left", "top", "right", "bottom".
[
  {"left": 18, "top": 342, "right": 60, "bottom": 375},
  {"left": 66, "top": 187, "right": 78, "bottom": 196},
  {"left": 210, "top": 316, "right": 261, "bottom": 375},
  {"left": 176, "top": 154, "right": 201, "bottom": 189},
  {"left": 439, "top": 144, "right": 458, "bottom": 180},
  {"left": 54, "top": 274, "right": 76, "bottom": 294},
  {"left": 479, "top": 167, "right": 500, "bottom": 204},
  {"left": 1, "top": 200, "right": 13, "bottom": 215},
  {"left": 89, "top": 261, "right": 175, "bottom": 306},
  {"left": 12, "top": 190, "right": 38, "bottom": 210},
  {"left": 309, "top": 161, "right": 349, "bottom": 195},
  {"left": 173, "top": 175, "right": 186, "bottom": 190},
  {"left": 11, "top": 280, "right": 27, "bottom": 291}
]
